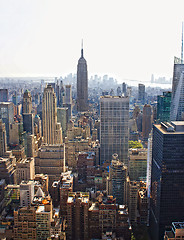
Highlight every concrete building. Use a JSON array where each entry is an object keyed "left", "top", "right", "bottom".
[
  {"left": 35, "top": 144, "right": 65, "bottom": 188},
  {"left": 42, "top": 84, "right": 62, "bottom": 144},
  {"left": 100, "top": 96, "right": 129, "bottom": 165},
  {"left": 22, "top": 90, "right": 32, "bottom": 114},
  {"left": 77, "top": 45, "right": 88, "bottom": 112},
  {"left": 20, "top": 180, "right": 35, "bottom": 207},
  {"left": 150, "top": 122, "right": 184, "bottom": 240},
  {"left": 107, "top": 153, "right": 127, "bottom": 205},
  {"left": 16, "top": 157, "right": 35, "bottom": 184},
  {"left": 142, "top": 104, "right": 152, "bottom": 141},
  {"left": 129, "top": 148, "right": 147, "bottom": 181}
]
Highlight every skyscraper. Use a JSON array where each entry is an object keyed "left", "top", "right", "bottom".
[
  {"left": 0, "top": 89, "right": 8, "bottom": 102},
  {"left": 42, "top": 84, "right": 62, "bottom": 144},
  {"left": 0, "top": 102, "right": 14, "bottom": 143},
  {"left": 100, "top": 96, "right": 129, "bottom": 165},
  {"left": 150, "top": 122, "right": 184, "bottom": 240},
  {"left": 138, "top": 83, "right": 145, "bottom": 104},
  {"left": 157, "top": 91, "right": 172, "bottom": 123},
  {"left": 0, "top": 119, "right": 7, "bottom": 156},
  {"left": 170, "top": 63, "right": 184, "bottom": 120},
  {"left": 65, "top": 85, "right": 72, "bottom": 104},
  {"left": 142, "top": 104, "right": 152, "bottom": 141},
  {"left": 107, "top": 153, "right": 127, "bottom": 204},
  {"left": 22, "top": 90, "right": 32, "bottom": 114},
  {"left": 77, "top": 44, "right": 88, "bottom": 112}
]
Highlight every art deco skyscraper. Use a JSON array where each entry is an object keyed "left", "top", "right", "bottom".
[
  {"left": 42, "top": 84, "right": 62, "bottom": 144},
  {"left": 100, "top": 96, "right": 129, "bottom": 166},
  {"left": 77, "top": 44, "right": 88, "bottom": 112}
]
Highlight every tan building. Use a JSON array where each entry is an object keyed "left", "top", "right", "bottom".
[
  {"left": 35, "top": 144, "right": 65, "bottom": 188},
  {"left": 42, "top": 84, "right": 62, "bottom": 145},
  {"left": 9, "top": 122, "right": 22, "bottom": 145},
  {"left": 14, "top": 206, "right": 37, "bottom": 240},
  {"left": 129, "top": 148, "right": 147, "bottom": 181},
  {"left": 65, "top": 137, "right": 90, "bottom": 169},
  {"left": 16, "top": 157, "right": 35, "bottom": 184}
]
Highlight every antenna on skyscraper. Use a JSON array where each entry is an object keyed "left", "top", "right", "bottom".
[
  {"left": 81, "top": 39, "right": 83, "bottom": 58},
  {"left": 181, "top": 22, "right": 183, "bottom": 64}
]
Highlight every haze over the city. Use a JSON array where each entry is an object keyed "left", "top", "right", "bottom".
[{"left": 0, "top": 0, "right": 184, "bottom": 82}]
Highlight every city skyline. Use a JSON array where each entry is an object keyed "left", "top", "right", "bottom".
[{"left": 0, "top": 0, "right": 184, "bottom": 83}]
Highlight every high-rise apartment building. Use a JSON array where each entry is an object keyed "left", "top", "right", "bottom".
[
  {"left": 170, "top": 64, "right": 184, "bottom": 120},
  {"left": 42, "top": 84, "right": 62, "bottom": 144},
  {"left": 107, "top": 153, "right": 127, "bottom": 204},
  {"left": 142, "top": 104, "right": 152, "bottom": 140},
  {"left": 138, "top": 83, "right": 145, "bottom": 104},
  {"left": 150, "top": 122, "right": 184, "bottom": 240},
  {"left": 157, "top": 91, "right": 172, "bottom": 123},
  {"left": 22, "top": 90, "right": 32, "bottom": 114},
  {"left": 77, "top": 45, "right": 88, "bottom": 112},
  {"left": 100, "top": 96, "right": 129, "bottom": 165}
]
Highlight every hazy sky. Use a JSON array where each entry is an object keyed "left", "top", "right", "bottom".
[{"left": 0, "top": 0, "right": 184, "bottom": 82}]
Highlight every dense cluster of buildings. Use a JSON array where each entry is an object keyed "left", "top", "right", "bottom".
[{"left": 0, "top": 44, "right": 184, "bottom": 240}]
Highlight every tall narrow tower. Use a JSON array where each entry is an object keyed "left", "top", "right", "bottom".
[
  {"left": 22, "top": 90, "right": 32, "bottom": 114},
  {"left": 170, "top": 23, "right": 184, "bottom": 121},
  {"left": 42, "top": 84, "right": 62, "bottom": 144},
  {"left": 77, "top": 42, "right": 88, "bottom": 112}
]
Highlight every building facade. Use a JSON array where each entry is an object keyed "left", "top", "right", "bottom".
[
  {"left": 100, "top": 96, "right": 129, "bottom": 165},
  {"left": 150, "top": 122, "right": 184, "bottom": 240}
]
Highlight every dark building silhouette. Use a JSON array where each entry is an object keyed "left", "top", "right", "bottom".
[
  {"left": 150, "top": 122, "right": 184, "bottom": 240},
  {"left": 0, "top": 89, "right": 8, "bottom": 102},
  {"left": 77, "top": 44, "right": 88, "bottom": 112},
  {"left": 138, "top": 83, "right": 145, "bottom": 104}
]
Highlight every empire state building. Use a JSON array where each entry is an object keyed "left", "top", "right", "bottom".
[{"left": 77, "top": 44, "right": 88, "bottom": 112}]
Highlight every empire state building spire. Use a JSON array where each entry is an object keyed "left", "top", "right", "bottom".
[{"left": 77, "top": 41, "right": 88, "bottom": 112}]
